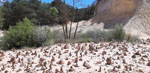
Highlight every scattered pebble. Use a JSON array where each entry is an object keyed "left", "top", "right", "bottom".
[{"left": 0, "top": 42, "right": 150, "bottom": 73}]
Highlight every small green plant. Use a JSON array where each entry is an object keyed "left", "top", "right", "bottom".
[
  {"left": 110, "top": 24, "right": 126, "bottom": 41},
  {"left": 0, "top": 17, "right": 35, "bottom": 50},
  {"left": 74, "top": 36, "right": 93, "bottom": 43},
  {"left": 32, "top": 26, "right": 54, "bottom": 46},
  {"left": 52, "top": 30, "right": 64, "bottom": 44},
  {"left": 125, "top": 35, "right": 140, "bottom": 42},
  {"left": 84, "top": 29, "right": 111, "bottom": 42},
  {"left": 32, "top": 26, "right": 63, "bottom": 46}
]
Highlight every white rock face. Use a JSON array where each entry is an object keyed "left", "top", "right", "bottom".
[{"left": 124, "top": 0, "right": 150, "bottom": 39}]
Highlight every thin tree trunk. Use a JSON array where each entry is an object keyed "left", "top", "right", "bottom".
[
  {"left": 62, "top": 25, "right": 66, "bottom": 42},
  {"left": 68, "top": 0, "right": 75, "bottom": 40},
  {"left": 74, "top": 22, "right": 79, "bottom": 38},
  {"left": 63, "top": 0, "right": 68, "bottom": 40},
  {"left": 69, "top": 21, "right": 72, "bottom": 39},
  {"left": 65, "top": 24, "right": 68, "bottom": 39}
]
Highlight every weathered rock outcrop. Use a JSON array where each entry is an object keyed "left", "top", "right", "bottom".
[
  {"left": 124, "top": 0, "right": 150, "bottom": 38},
  {"left": 92, "top": 0, "right": 141, "bottom": 28},
  {"left": 92, "top": 0, "right": 150, "bottom": 38}
]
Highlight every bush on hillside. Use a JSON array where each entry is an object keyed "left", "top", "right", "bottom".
[
  {"left": 125, "top": 35, "right": 140, "bottom": 42},
  {"left": 33, "top": 26, "right": 55, "bottom": 47},
  {"left": 52, "top": 30, "right": 64, "bottom": 43},
  {"left": 0, "top": 18, "right": 58, "bottom": 50},
  {"left": 0, "top": 17, "right": 34, "bottom": 50},
  {"left": 73, "top": 35, "right": 93, "bottom": 43},
  {"left": 110, "top": 24, "right": 126, "bottom": 41},
  {"left": 84, "top": 29, "right": 110, "bottom": 42}
]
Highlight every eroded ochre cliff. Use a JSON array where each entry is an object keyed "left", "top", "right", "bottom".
[
  {"left": 92, "top": 0, "right": 150, "bottom": 38},
  {"left": 92, "top": 0, "right": 140, "bottom": 28}
]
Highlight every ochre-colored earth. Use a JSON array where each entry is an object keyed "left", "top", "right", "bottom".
[{"left": 92, "top": 0, "right": 140, "bottom": 28}]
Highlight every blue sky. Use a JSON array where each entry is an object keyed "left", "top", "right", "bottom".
[
  {"left": 6, "top": 0, "right": 95, "bottom": 8},
  {"left": 42, "top": 0, "right": 95, "bottom": 8}
]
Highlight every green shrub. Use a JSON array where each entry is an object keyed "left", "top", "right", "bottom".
[
  {"left": 32, "top": 26, "right": 55, "bottom": 46},
  {"left": 84, "top": 29, "right": 110, "bottom": 42},
  {"left": 52, "top": 30, "right": 64, "bottom": 44},
  {"left": 0, "top": 17, "right": 35, "bottom": 50},
  {"left": 0, "top": 17, "right": 62, "bottom": 50},
  {"left": 73, "top": 35, "right": 93, "bottom": 43},
  {"left": 32, "top": 27, "right": 63, "bottom": 46},
  {"left": 110, "top": 24, "right": 126, "bottom": 41},
  {"left": 125, "top": 35, "right": 140, "bottom": 42},
  {"left": 0, "top": 24, "right": 58, "bottom": 50}
]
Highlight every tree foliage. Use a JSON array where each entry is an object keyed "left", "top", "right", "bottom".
[
  {"left": 1, "top": 0, "right": 95, "bottom": 29},
  {"left": 0, "top": 7, "right": 4, "bottom": 29},
  {"left": 49, "top": 7, "right": 59, "bottom": 17},
  {"left": 0, "top": 17, "right": 35, "bottom": 50},
  {"left": 0, "top": 17, "right": 56, "bottom": 50}
]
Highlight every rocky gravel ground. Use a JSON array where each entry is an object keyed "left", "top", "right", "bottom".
[{"left": 0, "top": 41, "right": 150, "bottom": 73}]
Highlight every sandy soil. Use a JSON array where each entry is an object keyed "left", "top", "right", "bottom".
[
  {"left": 50, "top": 20, "right": 104, "bottom": 34},
  {"left": 0, "top": 30, "right": 3, "bottom": 37},
  {"left": 0, "top": 42, "right": 150, "bottom": 73}
]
